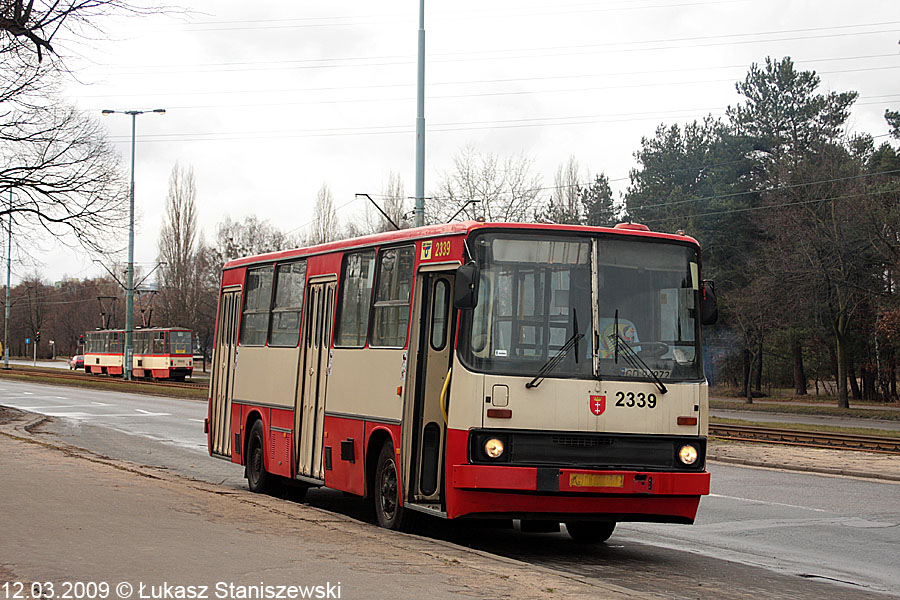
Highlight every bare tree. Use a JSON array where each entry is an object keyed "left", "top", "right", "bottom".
[
  {"left": 208, "top": 215, "right": 294, "bottom": 268},
  {"left": 430, "top": 145, "right": 542, "bottom": 224},
  {"left": 157, "top": 163, "right": 200, "bottom": 330},
  {"left": 0, "top": 103, "right": 128, "bottom": 254},
  {"left": 384, "top": 172, "right": 410, "bottom": 228},
  {"left": 307, "top": 183, "right": 339, "bottom": 245},
  {"left": 538, "top": 156, "right": 583, "bottom": 224},
  {"left": 0, "top": 1, "right": 158, "bottom": 62},
  {"left": 370, "top": 171, "right": 409, "bottom": 232},
  {"left": 0, "top": 1, "right": 178, "bottom": 260}
]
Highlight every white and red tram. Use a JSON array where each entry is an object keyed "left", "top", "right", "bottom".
[
  {"left": 84, "top": 327, "right": 194, "bottom": 380},
  {"left": 206, "top": 221, "right": 717, "bottom": 541}
]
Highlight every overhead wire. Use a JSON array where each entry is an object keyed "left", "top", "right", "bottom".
[
  {"left": 640, "top": 186, "right": 900, "bottom": 224},
  {"left": 90, "top": 23, "right": 900, "bottom": 78}
]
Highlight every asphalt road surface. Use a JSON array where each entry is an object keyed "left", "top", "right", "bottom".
[{"left": 2, "top": 379, "right": 898, "bottom": 599}]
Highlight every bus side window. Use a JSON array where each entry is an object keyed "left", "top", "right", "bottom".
[
  {"left": 371, "top": 246, "right": 414, "bottom": 348},
  {"left": 334, "top": 250, "right": 375, "bottom": 348},
  {"left": 269, "top": 261, "right": 306, "bottom": 347},
  {"left": 240, "top": 265, "right": 274, "bottom": 346}
]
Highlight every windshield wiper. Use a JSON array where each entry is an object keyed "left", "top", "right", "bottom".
[
  {"left": 526, "top": 310, "right": 583, "bottom": 389},
  {"left": 609, "top": 332, "right": 668, "bottom": 394}
]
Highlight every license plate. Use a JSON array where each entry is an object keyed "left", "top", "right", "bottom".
[{"left": 568, "top": 473, "right": 624, "bottom": 488}]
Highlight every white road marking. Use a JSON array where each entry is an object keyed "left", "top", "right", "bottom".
[
  {"left": 55, "top": 396, "right": 68, "bottom": 399},
  {"left": 41, "top": 411, "right": 93, "bottom": 419},
  {"left": 133, "top": 409, "right": 172, "bottom": 417},
  {"left": 17, "top": 405, "right": 101, "bottom": 410},
  {"left": 708, "top": 493, "right": 829, "bottom": 513},
  {"left": 188, "top": 418, "right": 205, "bottom": 423},
  {"left": 91, "top": 402, "right": 109, "bottom": 406}
]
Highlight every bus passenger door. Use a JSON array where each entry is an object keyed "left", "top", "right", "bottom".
[
  {"left": 209, "top": 287, "right": 241, "bottom": 458},
  {"left": 297, "top": 279, "right": 336, "bottom": 480},
  {"left": 410, "top": 272, "right": 456, "bottom": 505}
]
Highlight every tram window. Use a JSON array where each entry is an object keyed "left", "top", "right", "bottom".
[
  {"left": 335, "top": 250, "right": 375, "bottom": 347},
  {"left": 430, "top": 279, "right": 450, "bottom": 351},
  {"left": 371, "top": 246, "right": 414, "bottom": 348},
  {"left": 240, "top": 265, "right": 274, "bottom": 346},
  {"left": 269, "top": 261, "right": 307, "bottom": 347},
  {"left": 153, "top": 331, "right": 166, "bottom": 354},
  {"left": 110, "top": 331, "right": 122, "bottom": 354}
]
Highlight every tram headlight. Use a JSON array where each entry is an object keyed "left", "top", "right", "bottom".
[
  {"left": 678, "top": 444, "right": 699, "bottom": 465},
  {"left": 484, "top": 438, "right": 505, "bottom": 459}
]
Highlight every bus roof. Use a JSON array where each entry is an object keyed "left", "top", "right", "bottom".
[{"left": 223, "top": 220, "right": 700, "bottom": 271}]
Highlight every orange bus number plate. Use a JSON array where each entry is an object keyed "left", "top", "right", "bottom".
[{"left": 569, "top": 474, "right": 624, "bottom": 488}]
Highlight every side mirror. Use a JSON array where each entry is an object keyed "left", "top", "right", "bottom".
[
  {"left": 700, "top": 280, "right": 718, "bottom": 326},
  {"left": 454, "top": 262, "right": 480, "bottom": 309}
]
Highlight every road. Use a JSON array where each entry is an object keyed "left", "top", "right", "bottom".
[{"left": 1, "top": 379, "right": 899, "bottom": 598}]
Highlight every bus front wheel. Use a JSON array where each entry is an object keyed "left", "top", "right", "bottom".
[{"left": 565, "top": 521, "right": 616, "bottom": 544}]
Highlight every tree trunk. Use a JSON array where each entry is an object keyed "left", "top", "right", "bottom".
[
  {"left": 792, "top": 337, "right": 807, "bottom": 395},
  {"left": 848, "top": 362, "right": 862, "bottom": 401},
  {"left": 864, "top": 368, "right": 877, "bottom": 402},
  {"left": 833, "top": 321, "right": 849, "bottom": 409},
  {"left": 754, "top": 339, "right": 763, "bottom": 394},
  {"left": 891, "top": 353, "right": 898, "bottom": 401},
  {"left": 743, "top": 347, "right": 753, "bottom": 404}
]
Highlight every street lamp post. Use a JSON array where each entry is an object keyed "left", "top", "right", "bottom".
[
  {"left": 101, "top": 108, "right": 165, "bottom": 380},
  {"left": 414, "top": 0, "right": 426, "bottom": 227},
  {"left": 4, "top": 189, "right": 11, "bottom": 369}
]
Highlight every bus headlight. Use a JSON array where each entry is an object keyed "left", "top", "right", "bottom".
[
  {"left": 484, "top": 438, "right": 505, "bottom": 459},
  {"left": 678, "top": 444, "right": 698, "bottom": 465}
]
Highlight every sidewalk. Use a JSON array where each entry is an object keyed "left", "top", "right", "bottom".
[{"left": 0, "top": 409, "right": 647, "bottom": 600}]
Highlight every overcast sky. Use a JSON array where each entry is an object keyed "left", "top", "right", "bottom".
[{"left": 20, "top": 0, "right": 900, "bottom": 284}]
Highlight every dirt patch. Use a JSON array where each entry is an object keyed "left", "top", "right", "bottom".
[{"left": 0, "top": 406, "right": 23, "bottom": 425}]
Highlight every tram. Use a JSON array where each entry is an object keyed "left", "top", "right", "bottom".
[{"left": 84, "top": 327, "right": 194, "bottom": 380}]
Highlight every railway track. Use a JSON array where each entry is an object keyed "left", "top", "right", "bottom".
[
  {"left": 709, "top": 423, "right": 900, "bottom": 454},
  {"left": 0, "top": 367, "right": 207, "bottom": 390}
]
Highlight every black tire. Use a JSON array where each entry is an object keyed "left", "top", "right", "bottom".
[
  {"left": 565, "top": 521, "right": 616, "bottom": 544},
  {"left": 272, "top": 479, "right": 309, "bottom": 502},
  {"left": 373, "top": 441, "right": 416, "bottom": 531},
  {"left": 246, "top": 420, "right": 271, "bottom": 494}
]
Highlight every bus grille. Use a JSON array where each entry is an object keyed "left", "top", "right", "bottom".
[{"left": 470, "top": 430, "right": 705, "bottom": 471}]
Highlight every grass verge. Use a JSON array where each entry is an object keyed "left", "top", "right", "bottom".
[
  {"left": 710, "top": 399, "right": 900, "bottom": 421},
  {"left": 0, "top": 369, "right": 207, "bottom": 401},
  {"left": 710, "top": 416, "right": 900, "bottom": 438}
]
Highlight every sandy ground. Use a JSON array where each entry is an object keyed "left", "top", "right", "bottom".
[{"left": 0, "top": 408, "right": 647, "bottom": 600}]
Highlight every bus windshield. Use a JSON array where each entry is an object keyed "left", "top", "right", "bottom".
[
  {"left": 459, "top": 232, "right": 703, "bottom": 383},
  {"left": 595, "top": 238, "right": 702, "bottom": 382}
]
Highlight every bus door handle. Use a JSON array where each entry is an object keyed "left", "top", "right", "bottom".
[{"left": 439, "top": 368, "right": 452, "bottom": 424}]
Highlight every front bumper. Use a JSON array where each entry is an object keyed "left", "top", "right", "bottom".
[
  {"left": 447, "top": 466, "right": 709, "bottom": 521},
  {"left": 444, "top": 428, "right": 710, "bottom": 521}
]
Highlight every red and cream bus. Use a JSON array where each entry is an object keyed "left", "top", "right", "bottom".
[{"left": 206, "top": 221, "right": 717, "bottom": 542}]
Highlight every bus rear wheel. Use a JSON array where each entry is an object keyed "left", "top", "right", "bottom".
[
  {"left": 374, "top": 441, "right": 415, "bottom": 531},
  {"left": 565, "top": 521, "right": 616, "bottom": 544},
  {"left": 246, "top": 420, "right": 271, "bottom": 494}
]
